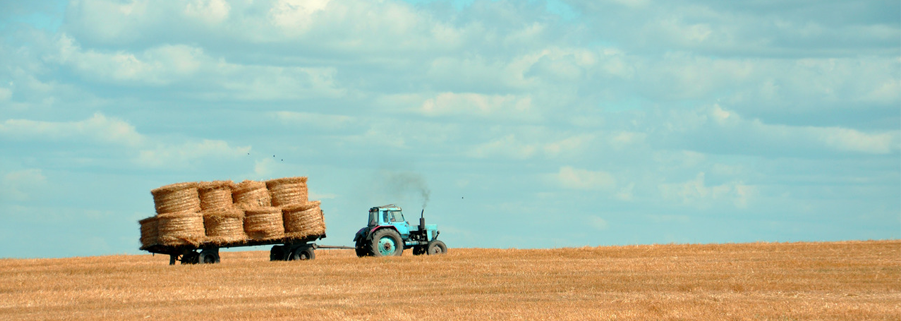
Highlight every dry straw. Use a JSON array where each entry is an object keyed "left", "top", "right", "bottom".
[
  {"left": 198, "top": 180, "right": 235, "bottom": 210},
  {"left": 157, "top": 210, "right": 205, "bottom": 246},
  {"left": 151, "top": 182, "right": 201, "bottom": 214},
  {"left": 282, "top": 201, "right": 325, "bottom": 240},
  {"left": 233, "top": 180, "right": 271, "bottom": 209},
  {"left": 266, "top": 177, "right": 308, "bottom": 207},
  {"left": 203, "top": 208, "right": 246, "bottom": 245},
  {"left": 138, "top": 216, "right": 158, "bottom": 249},
  {"left": 244, "top": 207, "right": 284, "bottom": 241}
]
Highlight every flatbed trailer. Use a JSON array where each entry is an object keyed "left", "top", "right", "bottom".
[{"left": 141, "top": 234, "right": 351, "bottom": 265}]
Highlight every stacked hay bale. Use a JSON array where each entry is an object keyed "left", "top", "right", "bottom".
[
  {"left": 138, "top": 176, "right": 325, "bottom": 250},
  {"left": 233, "top": 180, "right": 271, "bottom": 209},
  {"left": 244, "top": 207, "right": 285, "bottom": 241},
  {"left": 139, "top": 182, "right": 205, "bottom": 248},
  {"left": 266, "top": 177, "right": 308, "bottom": 206},
  {"left": 268, "top": 177, "right": 325, "bottom": 241},
  {"left": 199, "top": 181, "right": 246, "bottom": 245},
  {"left": 282, "top": 201, "right": 325, "bottom": 239}
]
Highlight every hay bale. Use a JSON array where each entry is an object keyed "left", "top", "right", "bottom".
[
  {"left": 244, "top": 206, "right": 284, "bottom": 241},
  {"left": 199, "top": 180, "right": 235, "bottom": 210},
  {"left": 203, "top": 208, "right": 246, "bottom": 245},
  {"left": 266, "top": 176, "right": 308, "bottom": 207},
  {"left": 282, "top": 201, "right": 325, "bottom": 239},
  {"left": 157, "top": 210, "right": 205, "bottom": 246},
  {"left": 233, "top": 180, "right": 271, "bottom": 209},
  {"left": 139, "top": 216, "right": 158, "bottom": 248},
  {"left": 151, "top": 182, "right": 200, "bottom": 214}
]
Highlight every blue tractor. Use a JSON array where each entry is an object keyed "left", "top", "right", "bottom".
[{"left": 353, "top": 204, "right": 447, "bottom": 257}]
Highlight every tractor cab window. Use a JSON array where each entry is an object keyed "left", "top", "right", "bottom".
[
  {"left": 389, "top": 210, "right": 405, "bottom": 223},
  {"left": 368, "top": 209, "right": 378, "bottom": 226}
]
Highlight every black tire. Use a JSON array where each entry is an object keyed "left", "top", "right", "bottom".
[
  {"left": 290, "top": 247, "right": 315, "bottom": 260},
  {"left": 427, "top": 240, "right": 447, "bottom": 255},
  {"left": 369, "top": 229, "right": 403, "bottom": 257},
  {"left": 355, "top": 240, "right": 370, "bottom": 257},
  {"left": 181, "top": 251, "right": 200, "bottom": 264},
  {"left": 412, "top": 245, "right": 426, "bottom": 256},
  {"left": 198, "top": 251, "right": 219, "bottom": 264},
  {"left": 270, "top": 245, "right": 286, "bottom": 261}
]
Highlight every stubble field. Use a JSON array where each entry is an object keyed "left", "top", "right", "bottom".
[{"left": 0, "top": 240, "right": 897, "bottom": 320}]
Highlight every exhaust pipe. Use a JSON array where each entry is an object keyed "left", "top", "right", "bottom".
[{"left": 419, "top": 209, "right": 426, "bottom": 232}]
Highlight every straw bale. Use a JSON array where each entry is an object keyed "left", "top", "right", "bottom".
[
  {"left": 198, "top": 180, "right": 235, "bottom": 210},
  {"left": 151, "top": 182, "right": 200, "bottom": 214},
  {"left": 139, "top": 216, "right": 158, "bottom": 248},
  {"left": 266, "top": 177, "right": 309, "bottom": 207},
  {"left": 244, "top": 207, "right": 284, "bottom": 241},
  {"left": 282, "top": 201, "right": 325, "bottom": 239},
  {"left": 203, "top": 208, "right": 246, "bottom": 245},
  {"left": 233, "top": 180, "right": 271, "bottom": 209},
  {"left": 157, "top": 210, "right": 205, "bottom": 246}
]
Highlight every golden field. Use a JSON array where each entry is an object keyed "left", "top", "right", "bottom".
[{"left": 0, "top": 240, "right": 898, "bottom": 320}]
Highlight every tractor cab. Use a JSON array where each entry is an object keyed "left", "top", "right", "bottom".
[{"left": 368, "top": 205, "right": 412, "bottom": 238}]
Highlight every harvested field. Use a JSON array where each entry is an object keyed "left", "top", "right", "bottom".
[{"left": 0, "top": 240, "right": 897, "bottom": 320}]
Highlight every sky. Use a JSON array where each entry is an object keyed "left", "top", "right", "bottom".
[{"left": 0, "top": 0, "right": 898, "bottom": 258}]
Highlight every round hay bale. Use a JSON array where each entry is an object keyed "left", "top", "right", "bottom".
[
  {"left": 233, "top": 180, "right": 271, "bottom": 209},
  {"left": 198, "top": 180, "right": 235, "bottom": 210},
  {"left": 203, "top": 208, "right": 246, "bottom": 245},
  {"left": 139, "top": 216, "right": 158, "bottom": 248},
  {"left": 266, "top": 177, "right": 309, "bottom": 206},
  {"left": 244, "top": 206, "right": 284, "bottom": 241},
  {"left": 151, "top": 182, "right": 200, "bottom": 214},
  {"left": 282, "top": 201, "right": 325, "bottom": 240},
  {"left": 157, "top": 210, "right": 205, "bottom": 246}
]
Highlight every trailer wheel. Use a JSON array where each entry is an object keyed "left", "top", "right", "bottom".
[
  {"left": 290, "top": 247, "right": 315, "bottom": 260},
  {"left": 412, "top": 246, "right": 426, "bottom": 255},
  {"left": 181, "top": 251, "right": 200, "bottom": 264},
  {"left": 427, "top": 240, "right": 447, "bottom": 255},
  {"left": 199, "top": 251, "right": 220, "bottom": 264},
  {"left": 370, "top": 229, "right": 403, "bottom": 257},
  {"left": 270, "top": 245, "right": 286, "bottom": 261}
]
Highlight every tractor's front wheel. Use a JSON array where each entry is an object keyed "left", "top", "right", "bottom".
[
  {"left": 370, "top": 229, "right": 403, "bottom": 257},
  {"left": 427, "top": 240, "right": 447, "bottom": 255}
]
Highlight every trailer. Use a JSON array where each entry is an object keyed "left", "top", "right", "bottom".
[{"left": 141, "top": 234, "right": 346, "bottom": 265}]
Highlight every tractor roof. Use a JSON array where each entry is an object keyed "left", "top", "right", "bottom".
[{"left": 374, "top": 204, "right": 402, "bottom": 210}]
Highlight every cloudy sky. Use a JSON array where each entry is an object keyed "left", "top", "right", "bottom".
[{"left": 0, "top": 0, "right": 898, "bottom": 258}]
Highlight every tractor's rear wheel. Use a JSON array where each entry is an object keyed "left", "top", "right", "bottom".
[
  {"left": 427, "top": 240, "right": 447, "bottom": 255},
  {"left": 355, "top": 240, "right": 370, "bottom": 257},
  {"left": 370, "top": 229, "right": 403, "bottom": 257}
]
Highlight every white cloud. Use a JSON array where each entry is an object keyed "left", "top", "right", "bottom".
[
  {"left": 270, "top": 111, "right": 353, "bottom": 129},
  {"left": 0, "top": 169, "right": 47, "bottom": 202},
  {"left": 467, "top": 134, "right": 537, "bottom": 159},
  {"left": 269, "top": 0, "right": 331, "bottom": 36},
  {"left": 135, "top": 139, "right": 251, "bottom": 169},
  {"left": 0, "top": 113, "right": 144, "bottom": 147},
  {"left": 555, "top": 166, "right": 616, "bottom": 191},
  {"left": 587, "top": 216, "right": 609, "bottom": 230},
  {"left": 184, "top": 0, "right": 231, "bottom": 25},
  {"left": 0, "top": 87, "right": 11, "bottom": 101},
  {"left": 661, "top": 105, "right": 901, "bottom": 156},
  {"left": 658, "top": 172, "right": 754, "bottom": 209},
  {"left": 420, "top": 92, "right": 536, "bottom": 120}
]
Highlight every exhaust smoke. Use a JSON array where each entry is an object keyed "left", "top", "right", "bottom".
[{"left": 381, "top": 170, "right": 431, "bottom": 209}]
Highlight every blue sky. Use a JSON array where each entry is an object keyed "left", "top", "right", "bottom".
[{"left": 0, "top": 0, "right": 898, "bottom": 258}]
